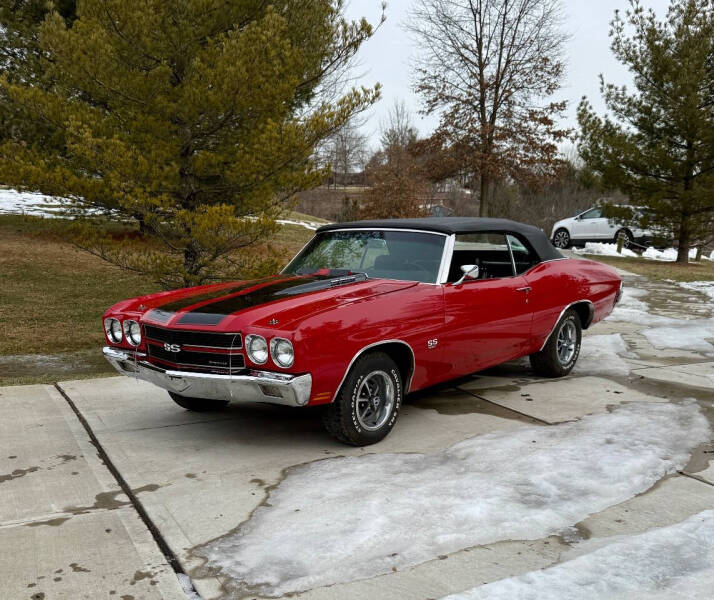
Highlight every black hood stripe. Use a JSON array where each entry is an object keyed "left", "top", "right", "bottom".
[
  {"left": 176, "top": 276, "right": 329, "bottom": 324},
  {"left": 151, "top": 277, "right": 283, "bottom": 314}
]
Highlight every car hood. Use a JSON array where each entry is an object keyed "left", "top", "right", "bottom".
[{"left": 117, "top": 275, "right": 418, "bottom": 330}]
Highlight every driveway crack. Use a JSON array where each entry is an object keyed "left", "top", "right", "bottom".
[{"left": 54, "top": 382, "right": 202, "bottom": 599}]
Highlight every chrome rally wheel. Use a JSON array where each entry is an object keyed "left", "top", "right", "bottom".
[
  {"left": 322, "top": 351, "right": 402, "bottom": 446},
  {"left": 556, "top": 320, "right": 578, "bottom": 365},
  {"left": 529, "top": 309, "right": 582, "bottom": 377},
  {"left": 355, "top": 370, "right": 395, "bottom": 432}
]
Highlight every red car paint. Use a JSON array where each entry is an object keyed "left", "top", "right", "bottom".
[{"left": 103, "top": 256, "right": 621, "bottom": 406}]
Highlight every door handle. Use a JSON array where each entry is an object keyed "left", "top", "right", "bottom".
[{"left": 516, "top": 286, "right": 531, "bottom": 294}]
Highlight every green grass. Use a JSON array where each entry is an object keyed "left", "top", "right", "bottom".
[
  {"left": 580, "top": 253, "right": 714, "bottom": 282},
  {"left": 0, "top": 213, "right": 314, "bottom": 386}
]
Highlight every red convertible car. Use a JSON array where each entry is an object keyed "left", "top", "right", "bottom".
[{"left": 103, "top": 218, "right": 622, "bottom": 445}]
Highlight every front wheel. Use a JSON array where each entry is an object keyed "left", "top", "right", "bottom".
[
  {"left": 553, "top": 228, "right": 570, "bottom": 249},
  {"left": 529, "top": 309, "right": 582, "bottom": 377},
  {"left": 322, "top": 352, "right": 402, "bottom": 446},
  {"left": 169, "top": 392, "right": 229, "bottom": 412}
]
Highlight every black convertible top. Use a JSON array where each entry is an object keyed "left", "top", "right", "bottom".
[{"left": 317, "top": 217, "right": 564, "bottom": 262}]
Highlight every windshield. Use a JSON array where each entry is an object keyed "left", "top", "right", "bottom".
[{"left": 284, "top": 230, "right": 447, "bottom": 284}]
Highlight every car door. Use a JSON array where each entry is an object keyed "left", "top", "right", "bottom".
[
  {"left": 569, "top": 208, "right": 600, "bottom": 240},
  {"left": 441, "top": 233, "right": 533, "bottom": 377}
]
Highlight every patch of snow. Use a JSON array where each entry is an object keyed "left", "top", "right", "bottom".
[
  {"left": 195, "top": 402, "right": 709, "bottom": 597},
  {"left": 0, "top": 188, "right": 70, "bottom": 216},
  {"left": 642, "top": 320, "right": 714, "bottom": 355},
  {"left": 440, "top": 511, "right": 714, "bottom": 600},
  {"left": 573, "top": 243, "right": 638, "bottom": 258},
  {"left": 576, "top": 334, "right": 633, "bottom": 376},
  {"left": 677, "top": 281, "right": 714, "bottom": 302},
  {"left": 1, "top": 188, "right": 328, "bottom": 229},
  {"left": 642, "top": 246, "right": 698, "bottom": 261},
  {"left": 606, "top": 286, "right": 676, "bottom": 326},
  {"left": 275, "top": 218, "right": 323, "bottom": 230},
  {"left": 177, "top": 573, "right": 203, "bottom": 600}
]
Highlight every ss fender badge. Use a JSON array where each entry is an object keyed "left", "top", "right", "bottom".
[{"left": 427, "top": 338, "right": 438, "bottom": 350}]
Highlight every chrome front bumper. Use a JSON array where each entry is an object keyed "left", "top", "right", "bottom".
[{"left": 103, "top": 347, "right": 312, "bottom": 407}]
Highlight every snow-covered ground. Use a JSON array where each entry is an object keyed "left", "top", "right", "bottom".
[
  {"left": 196, "top": 402, "right": 709, "bottom": 597},
  {"left": 440, "top": 511, "right": 714, "bottom": 600},
  {"left": 575, "top": 333, "right": 633, "bottom": 376},
  {"left": 642, "top": 246, "right": 699, "bottom": 261},
  {"left": 573, "top": 242, "right": 638, "bottom": 258},
  {"left": 0, "top": 188, "right": 70, "bottom": 216},
  {"left": 678, "top": 280, "right": 714, "bottom": 302},
  {"left": 574, "top": 242, "right": 704, "bottom": 261},
  {"left": 275, "top": 218, "right": 323, "bottom": 230},
  {"left": 605, "top": 281, "right": 714, "bottom": 356},
  {"left": 0, "top": 187, "right": 327, "bottom": 230}
]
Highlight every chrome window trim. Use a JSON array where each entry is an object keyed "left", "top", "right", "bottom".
[
  {"left": 437, "top": 234, "right": 456, "bottom": 284},
  {"left": 539, "top": 300, "right": 595, "bottom": 351},
  {"left": 331, "top": 339, "right": 416, "bottom": 402},
  {"left": 505, "top": 235, "right": 518, "bottom": 276}
]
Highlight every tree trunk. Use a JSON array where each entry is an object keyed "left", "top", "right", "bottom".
[
  {"left": 676, "top": 214, "right": 691, "bottom": 263},
  {"left": 183, "top": 243, "right": 201, "bottom": 285},
  {"left": 479, "top": 173, "right": 490, "bottom": 217}
]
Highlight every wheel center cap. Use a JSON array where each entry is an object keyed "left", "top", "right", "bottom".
[{"left": 372, "top": 397, "right": 380, "bottom": 409}]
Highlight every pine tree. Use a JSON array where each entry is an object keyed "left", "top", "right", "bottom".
[
  {"left": 0, "top": 1, "right": 381, "bottom": 286},
  {"left": 578, "top": 0, "right": 714, "bottom": 262}
]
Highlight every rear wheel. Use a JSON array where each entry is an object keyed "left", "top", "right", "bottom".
[
  {"left": 322, "top": 352, "right": 402, "bottom": 446},
  {"left": 553, "top": 228, "right": 570, "bottom": 249},
  {"left": 168, "top": 392, "right": 229, "bottom": 412},
  {"left": 529, "top": 309, "right": 582, "bottom": 377}
]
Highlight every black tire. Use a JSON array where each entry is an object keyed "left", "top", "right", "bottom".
[
  {"left": 553, "top": 228, "right": 570, "bottom": 249},
  {"left": 322, "top": 351, "right": 402, "bottom": 446},
  {"left": 168, "top": 392, "right": 229, "bottom": 412},
  {"left": 614, "top": 228, "right": 634, "bottom": 248},
  {"left": 529, "top": 309, "right": 582, "bottom": 378}
]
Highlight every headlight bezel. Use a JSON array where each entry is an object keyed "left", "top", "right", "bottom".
[
  {"left": 270, "top": 337, "right": 295, "bottom": 368},
  {"left": 123, "top": 319, "right": 142, "bottom": 346},
  {"left": 104, "top": 317, "right": 123, "bottom": 344},
  {"left": 245, "top": 334, "right": 269, "bottom": 365}
]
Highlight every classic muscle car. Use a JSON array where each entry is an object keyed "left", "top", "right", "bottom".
[{"left": 103, "top": 217, "right": 623, "bottom": 445}]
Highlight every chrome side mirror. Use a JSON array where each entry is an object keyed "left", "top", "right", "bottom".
[{"left": 454, "top": 264, "right": 479, "bottom": 285}]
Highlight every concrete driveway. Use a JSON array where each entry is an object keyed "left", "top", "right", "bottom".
[{"left": 2, "top": 273, "right": 713, "bottom": 600}]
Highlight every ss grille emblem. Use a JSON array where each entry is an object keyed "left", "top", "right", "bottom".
[{"left": 164, "top": 343, "right": 181, "bottom": 353}]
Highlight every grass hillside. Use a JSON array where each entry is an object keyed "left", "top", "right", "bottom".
[{"left": 0, "top": 214, "right": 315, "bottom": 385}]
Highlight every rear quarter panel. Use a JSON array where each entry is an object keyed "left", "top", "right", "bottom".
[{"left": 524, "top": 258, "right": 621, "bottom": 354}]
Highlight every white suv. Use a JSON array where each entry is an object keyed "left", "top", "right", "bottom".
[{"left": 550, "top": 207, "right": 654, "bottom": 249}]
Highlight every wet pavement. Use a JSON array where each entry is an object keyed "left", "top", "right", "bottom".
[{"left": 1, "top": 272, "right": 713, "bottom": 599}]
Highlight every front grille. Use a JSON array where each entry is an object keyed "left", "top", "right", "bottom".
[
  {"left": 144, "top": 325, "right": 242, "bottom": 349},
  {"left": 143, "top": 325, "right": 245, "bottom": 374}
]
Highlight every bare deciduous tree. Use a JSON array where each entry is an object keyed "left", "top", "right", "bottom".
[
  {"left": 379, "top": 100, "right": 419, "bottom": 152},
  {"left": 317, "top": 117, "right": 369, "bottom": 187},
  {"left": 408, "top": 0, "right": 571, "bottom": 216}
]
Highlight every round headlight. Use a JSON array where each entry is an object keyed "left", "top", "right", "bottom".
[
  {"left": 123, "top": 320, "right": 142, "bottom": 346},
  {"left": 104, "top": 318, "right": 123, "bottom": 343},
  {"left": 270, "top": 338, "right": 294, "bottom": 368},
  {"left": 246, "top": 334, "right": 268, "bottom": 365}
]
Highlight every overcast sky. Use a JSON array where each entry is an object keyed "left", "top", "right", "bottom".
[{"left": 345, "top": 0, "right": 671, "bottom": 147}]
